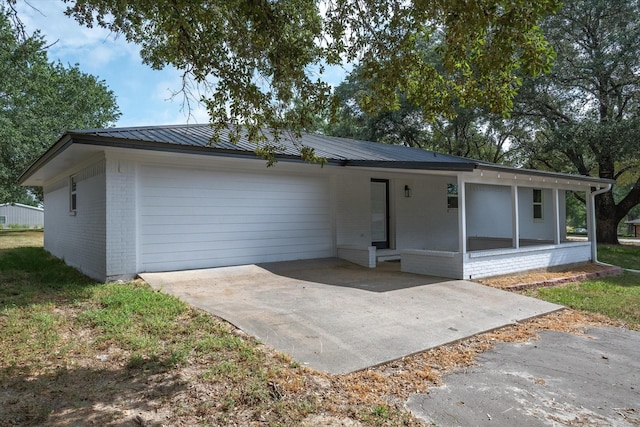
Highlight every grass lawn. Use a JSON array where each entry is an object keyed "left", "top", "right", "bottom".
[
  {"left": 1, "top": 231, "right": 638, "bottom": 425},
  {"left": 598, "top": 243, "right": 640, "bottom": 270},
  {"left": 0, "top": 231, "right": 422, "bottom": 426},
  {"left": 533, "top": 273, "right": 640, "bottom": 330},
  {"left": 531, "top": 243, "right": 640, "bottom": 330}
]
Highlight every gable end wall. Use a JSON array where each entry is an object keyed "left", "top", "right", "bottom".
[{"left": 43, "top": 159, "right": 106, "bottom": 280}]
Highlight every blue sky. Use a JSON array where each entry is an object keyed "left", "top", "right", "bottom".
[{"left": 16, "top": 1, "right": 348, "bottom": 128}]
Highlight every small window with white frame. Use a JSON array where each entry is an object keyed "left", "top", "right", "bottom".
[
  {"left": 0, "top": 215, "right": 6, "bottom": 225},
  {"left": 447, "top": 183, "right": 458, "bottom": 210},
  {"left": 70, "top": 175, "right": 77, "bottom": 213},
  {"left": 533, "top": 188, "right": 543, "bottom": 220}
]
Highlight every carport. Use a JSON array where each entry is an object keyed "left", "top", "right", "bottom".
[{"left": 141, "top": 258, "right": 562, "bottom": 374}]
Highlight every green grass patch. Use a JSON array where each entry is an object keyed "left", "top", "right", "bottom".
[
  {"left": 0, "top": 247, "right": 95, "bottom": 309},
  {"left": 0, "top": 245, "right": 265, "bottom": 376},
  {"left": 0, "top": 229, "right": 43, "bottom": 250},
  {"left": 535, "top": 272, "right": 640, "bottom": 329},
  {"left": 598, "top": 244, "right": 640, "bottom": 270}
]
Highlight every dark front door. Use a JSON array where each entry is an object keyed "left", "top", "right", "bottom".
[{"left": 371, "top": 179, "right": 390, "bottom": 249}]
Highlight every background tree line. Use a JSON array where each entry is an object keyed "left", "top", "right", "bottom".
[
  {"left": 0, "top": 2, "right": 120, "bottom": 205},
  {"left": 3, "top": 0, "right": 639, "bottom": 243},
  {"left": 323, "top": 0, "right": 640, "bottom": 244}
]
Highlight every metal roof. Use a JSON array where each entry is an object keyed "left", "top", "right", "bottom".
[
  {"left": 68, "top": 123, "right": 477, "bottom": 167},
  {"left": 0, "top": 203, "right": 44, "bottom": 211},
  {"left": 19, "top": 123, "right": 615, "bottom": 186}
]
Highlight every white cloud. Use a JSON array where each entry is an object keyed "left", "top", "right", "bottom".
[
  {"left": 16, "top": 1, "right": 140, "bottom": 71},
  {"left": 12, "top": 2, "right": 347, "bottom": 129}
]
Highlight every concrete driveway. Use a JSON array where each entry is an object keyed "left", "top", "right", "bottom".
[
  {"left": 140, "top": 258, "right": 562, "bottom": 374},
  {"left": 406, "top": 327, "right": 640, "bottom": 426}
]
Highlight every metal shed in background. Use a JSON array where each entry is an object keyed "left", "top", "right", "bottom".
[
  {"left": 626, "top": 219, "right": 640, "bottom": 238},
  {"left": 0, "top": 203, "right": 44, "bottom": 228}
]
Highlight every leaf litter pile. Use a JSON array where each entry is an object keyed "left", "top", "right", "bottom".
[
  {"left": 477, "top": 262, "right": 621, "bottom": 290},
  {"left": 0, "top": 250, "right": 627, "bottom": 426}
]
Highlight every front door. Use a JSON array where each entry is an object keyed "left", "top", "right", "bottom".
[{"left": 371, "top": 179, "right": 390, "bottom": 249}]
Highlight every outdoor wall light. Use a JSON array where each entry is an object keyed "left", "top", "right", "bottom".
[{"left": 404, "top": 185, "right": 412, "bottom": 198}]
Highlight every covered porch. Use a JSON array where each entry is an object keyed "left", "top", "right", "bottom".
[{"left": 336, "top": 166, "right": 610, "bottom": 280}]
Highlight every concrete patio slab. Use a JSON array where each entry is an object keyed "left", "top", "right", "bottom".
[{"left": 140, "top": 258, "right": 563, "bottom": 374}]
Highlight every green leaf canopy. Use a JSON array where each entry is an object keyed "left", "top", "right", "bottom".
[
  {"left": 0, "top": 5, "right": 120, "bottom": 204},
  {"left": 64, "top": 0, "right": 558, "bottom": 144}
]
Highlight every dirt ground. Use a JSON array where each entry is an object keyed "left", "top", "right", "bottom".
[
  {"left": 2, "top": 307, "right": 623, "bottom": 425},
  {"left": 0, "top": 235, "right": 629, "bottom": 426},
  {"left": 1, "top": 308, "right": 620, "bottom": 427},
  {"left": 476, "top": 262, "right": 622, "bottom": 290}
]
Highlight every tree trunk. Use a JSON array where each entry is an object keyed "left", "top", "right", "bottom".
[{"left": 595, "top": 190, "right": 619, "bottom": 244}]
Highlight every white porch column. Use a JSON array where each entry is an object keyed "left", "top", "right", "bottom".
[
  {"left": 458, "top": 174, "right": 467, "bottom": 254},
  {"left": 552, "top": 188, "right": 561, "bottom": 245},
  {"left": 588, "top": 184, "right": 613, "bottom": 262},
  {"left": 511, "top": 185, "right": 519, "bottom": 249},
  {"left": 586, "top": 189, "right": 594, "bottom": 242}
]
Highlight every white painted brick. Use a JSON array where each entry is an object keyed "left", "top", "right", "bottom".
[
  {"left": 105, "top": 157, "right": 137, "bottom": 280},
  {"left": 398, "top": 243, "right": 591, "bottom": 280},
  {"left": 338, "top": 246, "right": 376, "bottom": 268},
  {"left": 43, "top": 159, "right": 107, "bottom": 281},
  {"left": 463, "top": 243, "right": 591, "bottom": 279}
]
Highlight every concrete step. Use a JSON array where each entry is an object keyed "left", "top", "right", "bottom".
[{"left": 377, "top": 252, "right": 401, "bottom": 262}]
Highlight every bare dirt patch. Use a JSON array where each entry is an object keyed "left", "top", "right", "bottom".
[
  {"left": 2, "top": 300, "right": 621, "bottom": 427},
  {"left": 476, "top": 263, "right": 622, "bottom": 290},
  {"left": 6, "top": 310, "right": 617, "bottom": 426},
  {"left": 0, "top": 230, "right": 43, "bottom": 250},
  {"left": 0, "top": 244, "right": 629, "bottom": 426}
]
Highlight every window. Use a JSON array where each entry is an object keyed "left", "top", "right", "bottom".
[
  {"left": 0, "top": 215, "right": 5, "bottom": 225},
  {"left": 447, "top": 184, "right": 458, "bottom": 210},
  {"left": 70, "top": 175, "right": 77, "bottom": 213},
  {"left": 533, "top": 188, "right": 543, "bottom": 220}
]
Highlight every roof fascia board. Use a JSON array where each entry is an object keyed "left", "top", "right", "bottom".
[
  {"left": 19, "top": 131, "right": 615, "bottom": 187},
  {"left": 475, "top": 164, "right": 614, "bottom": 186},
  {"left": 341, "top": 160, "right": 476, "bottom": 171},
  {"left": 18, "top": 134, "right": 73, "bottom": 184}
]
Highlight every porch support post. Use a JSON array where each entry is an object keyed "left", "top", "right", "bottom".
[
  {"left": 511, "top": 185, "right": 519, "bottom": 249},
  {"left": 552, "top": 188, "right": 561, "bottom": 245},
  {"left": 588, "top": 184, "right": 612, "bottom": 262},
  {"left": 458, "top": 174, "right": 467, "bottom": 254},
  {"left": 586, "top": 189, "right": 593, "bottom": 243}
]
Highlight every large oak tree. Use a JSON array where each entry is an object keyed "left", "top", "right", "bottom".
[
  {"left": 62, "top": 0, "right": 558, "bottom": 156},
  {"left": 0, "top": 3, "right": 120, "bottom": 204},
  {"left": 512, "top": 0, "right": 640, "bottom": 243}
]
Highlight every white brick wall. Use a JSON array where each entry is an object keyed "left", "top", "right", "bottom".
[
  {"left": 399, "top": 242, "right": 591, "bottom": 280},
  {"left": 401, "top": 249, "right": 463, "bottom": 278},
  {"left": 105, "top": 156, "right": 138, "bottom": 280},
  {"left": 43, "top": 160, "right": 106, "bottom": 281},
  {"left": 464, "top": 242, "right": 591, "bottom": 279},
  {"left": 337, "top": 245, "right": 376, "bottom": 268}
]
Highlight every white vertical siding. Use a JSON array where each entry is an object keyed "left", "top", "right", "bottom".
[
  {"left": 466, "top": 184, "right": 513, "bottom": 239},
  {"left": 43, "top": 160, "right": 106, "bottom": 281},
  {"left": 0, "top": 204, "right": 44, "bottom": 228},
  {"left": 138, "top": 164, "right": 333, "bottom": 272},
  {"left": 518, "top": 187, "right": 556, "bottom": 241},
  {"left": 335, "top": 173, "right": 371, "bottom": 247},
  {"left": 395, "top": 175, "right": 459, "bottom": 251},
  {"left": 334, "top": 172, "right": 459, "bottom": 252}
]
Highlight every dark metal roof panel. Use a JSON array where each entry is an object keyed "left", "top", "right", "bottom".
[{"left": 71, "top": 124, "right": 477, "bottom": 164}]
